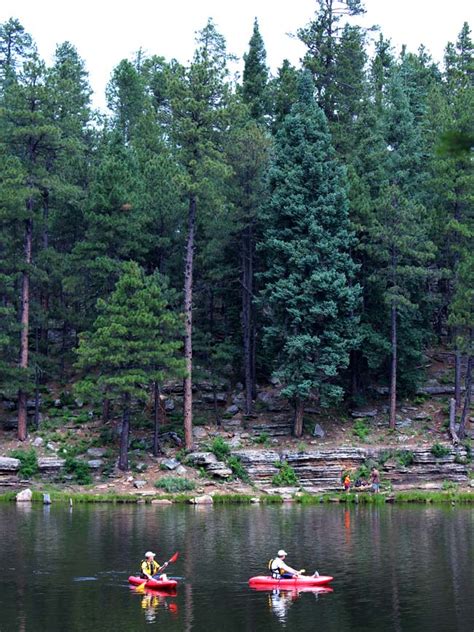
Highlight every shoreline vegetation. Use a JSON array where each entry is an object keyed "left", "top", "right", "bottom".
[{"left": 2, "top": 489, "right": 474, "bottom": 505}]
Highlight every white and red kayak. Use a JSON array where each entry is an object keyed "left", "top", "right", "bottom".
[
  {"left": 248, "top": 574, "right": 333, "bottom": 588},
  {"left": 128, "top": 575, "right": 178, "bottom": 591}
]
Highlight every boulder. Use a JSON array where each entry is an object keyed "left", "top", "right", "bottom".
[
  {"left": 351, "top": 410, "right": 377, "bottom": 418},
  {"left": 32, "top": 436, "right": 44, "bottom": 448},
  {"left": 187, "top": 452, "right": 218, "bottom": 466},
  {"left": 206, "top": 462, "right": 233, "bottom": 478},
  {"left": 312, "top": 424, "right": 325, "bottom": 439},
  {"left": 86, "top": 448, "right": 107, "bottom": 458},
  {"left": 189, "top": 494, "right": 213, "bottom": 505},
  {"left": 192, "top": 427, "right": 208, "bottom": 440},
  {"left": 16, "top": 488, "right": 33, "bottom": 502},
  {"left": 0, "top": 457, "right": 20, "bottom": 471},
  {"left": 161, "top": 458, "right": 180, "bottom": 471},
  {"left": 87, "top": 460, "right": 103, "bottom": 469},
  {"left": 133, "top": 480, "right": 147, "bottom": 489},
  {"left": 151, "top": 499, "right": 173, "bottom": 505},
  {"left": 226, "top": 405, "right": 239, "bottom": 416},
  {"left": 164, "top": 399, "right": 175, "bottom": 412},
  {"left": 38, "top": 457, "right": 65, "bottom": 470},
  {"left": 175, "top": 465, "right": 187, "bottom": 476}
]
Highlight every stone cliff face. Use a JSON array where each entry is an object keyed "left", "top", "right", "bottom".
[{"left": 231, "top": 446, "right": 469, "bottom": 492}]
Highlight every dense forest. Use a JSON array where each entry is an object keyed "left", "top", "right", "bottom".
[{"left": 0, "top": 1, "right": 472, "bottom": 465}]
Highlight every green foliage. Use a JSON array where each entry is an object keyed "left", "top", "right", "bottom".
[
  {"left": 209, "top": 436, "right": 231, "bottom": 461},
  {"left": 10, "top": 449, "right": 39, "bottom": 479},
  {"left": 154, "top": 477, "right": 196, "bottom": 493},
  {"left": 431, "top": 443, "right": 451, "bottom": 458},
  {"left": 397, "top": 450, "right": 415, "bottom": 467},
  {"left": 227, "top": 455, "right": 250, "bottom": 482},
  {"left": 254, "top": 432, "right": 270, "bottom": 445},
  {"left": 272, "top": 461, "right": 299, "bottom": 486},
  {"left": 64, "top": 457, "right": 93, "bottom": 485},
  {"left": 353, "top": 419, "right": 370, "bottom": 441}
]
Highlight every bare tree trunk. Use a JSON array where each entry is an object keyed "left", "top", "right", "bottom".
[
  {"left": 389, "top": 303, "right": 397, "bottom": 430},
  {"left": 102, "top": 397, "right": 110, "bottom": 424},
  {"left": 17, "top": 216, "right": 33, "bottom": 441},
  {"left": 118, "top": 394, "right": 131, "bottom": 471},
  {"left": 40, "top": 189, "right": 49, "bottom": 354},
  {"left": 183, "top": 194, "right": 196, "bottom": 450},
  {"left": 449, "top": 397, "right": 459, "bottom": 445},
  {"left": 454, "top": 344, "right": 462, "bottom": 409},
  {"left": 153, "top": 381, "right": 163, "bottom": 457},
  {"left": 458, "top": 354, "right": 472, "bottom": 440},
  {"left": 293, "top": 399, "right": 304, "bottom": 438},
  {"left": 242, "top": 223, "right": 253, "bottom": 415}
]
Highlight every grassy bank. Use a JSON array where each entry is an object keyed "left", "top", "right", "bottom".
[{"left": 2, "top": 489, "right": 474, "bottom": 505}]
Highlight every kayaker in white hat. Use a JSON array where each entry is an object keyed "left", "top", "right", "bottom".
[
  {"left": 140, "top": 551, "right": 168, "bottom": 581},
  {"left": 269, "top": 550, "right": 302, "bottom": 579}
]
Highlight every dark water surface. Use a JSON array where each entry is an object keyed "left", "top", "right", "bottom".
[{"left": 0, "top": 502, "right": 473, "bottom": 631}]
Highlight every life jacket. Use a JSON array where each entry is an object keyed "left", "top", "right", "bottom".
[
  {"left": 141, "top": 559, "right": 160, "bottom": 578},
  {"left": 268, "top": 558, "right": 284, "bottom": 579}
]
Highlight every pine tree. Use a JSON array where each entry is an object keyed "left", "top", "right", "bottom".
[
  {"left": 242, "top": 18, "right": 269, "bottom": 122},
  {"left": 75, "top": 262, "right": 184, "bottom": 470},
  {"left": 171, "top": 20, "right": 232, "bottom": 448},
  {"left": 259, "top": 73, "right": 360, "bottom": 436}
]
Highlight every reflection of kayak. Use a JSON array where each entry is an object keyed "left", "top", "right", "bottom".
[
  {"left": 128, "top": 576, "right": 178, "bottom": 590},
  {"left": 250, "top": 584, "right": 333, "bottom": 595},
  {"left": 130, "top": 585, "right": 178, "bottom": 598},
  {"left": 248, "top": 575, "right": 333, "bottom": 588}
]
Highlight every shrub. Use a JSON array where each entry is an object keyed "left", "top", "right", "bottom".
[
  {"left": 210, "top": 436, "right": 230, "bottom": 461},
  {"left": 64, "top": 457, "right": 93, "bottom": 485},
  {"left": 10, "top": 449, "right": 39, "bottom": 479},
  {"left": 397, "top": 450, "right": 414, "bottom": 467},
  {"left": 227, "top": 455, "right": 250, "bottom": 482},
  {"left": 353, "top": 419, "right": 370, "bottom": 441},
  {"left": 154, "top": 477, "right": 196, "bottom": 493},
  {"left": 255, "top": 432, "right": 270, "bottom": 445},
  {"left": 431, "top": 443, "right": 451, "bottom": 458},
  {"left": 272, "top": 461, "right": 298, "bottom": 486},
  {"left": 441, "top": 480, "right": 458, "bottom": 491}
]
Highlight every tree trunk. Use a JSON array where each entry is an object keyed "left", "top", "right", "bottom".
[
  {"left": 242, "top": 222, "right": 254, "bottom": 415},
  {"left": 458, "top": 354, "right": 472, "bottom": 440},
  {"left": 119, "top": 395, "right": 131, "bottom": 471},
  {"left": 454, "top": 345, "right": 462, "bottom": 409},
  {"left": 102, "top": 397, "right": 110, "bottom": 424},
  {"left": 183, "top": 194, "right": 196, "bottom": 450},
  {"left": 449, "top": 397, "right": 459, "bottom": 445},
  {"left": 17, "top": 216, "right": 33, "bottom": 441},
  {"left": 389, "top": 303, "right": 397, "bottom": 430},
  {"left": 153, "top": 381, "right": 163, "bottom": 457},
  {"left": 293, "top": 399, "right": 304, "bottom": 438}
]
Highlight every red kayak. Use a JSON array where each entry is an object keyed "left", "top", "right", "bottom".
[
  {"left": 248, "top": 575, "right": 333, "bottom": 588},
  {"left": 128, "top": 575, "right": 178, "bottom": 591}
]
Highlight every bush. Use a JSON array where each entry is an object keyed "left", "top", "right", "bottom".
[
  {"left": 272, "top": 461, "right": 298, "bottom": 486},
  {"left": 64, "top": 457, "right": 93, "bottom": 485},
  {"left": 227, "top": 455, "right": 250, "bottom": 482},
  {"left": 210, "top": 436, "right": 230, "bottom": 461},
  {"left": 255, "top": 432, "right": 270, "bottom": 445},
  {"left": 154, "top": 477, "right": 196, "bottom": 493},
  {"left": 10, "top": 449, "right": 39, "bottom": 479},
  {"left": 353, "top": 419, "right": 370, "bottom": 441},
  {"left": 431, "top": 443, "right": 451, "bottom": 458},
  {"left": 397, "top": 450, "right": 415, "bottom": 467}
]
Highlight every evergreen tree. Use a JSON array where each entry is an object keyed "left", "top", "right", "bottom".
[
  {"left": 242, "top": 18, "right": 270, "bottom": 122},
  {"left": 75, "top": 262, "right": 184, "bottom": 470},
  {"left": 171, "top": 20, "right": 232, "bottom": 448},
  {"left": 270, "top": 59, "right": 300, "bottom": 132},
  {"left": 259, "top": 74, "right": 360, "bottom": 436}
]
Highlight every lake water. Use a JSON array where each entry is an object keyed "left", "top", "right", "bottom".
[{"left": 0, "top": 502, "right": 473, "bottom": 631}]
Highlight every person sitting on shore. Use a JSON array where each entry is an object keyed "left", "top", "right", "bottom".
[
  {"left": 140, "top": 551, "right": 167, "bottom": 581},
  {"left": 269, "top": 550, "right": 302, "bottom": 579},
  {"left": 343, "top": 474, "right": 351, "bottom": 492}
]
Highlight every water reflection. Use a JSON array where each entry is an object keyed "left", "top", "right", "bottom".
[
  {"left": 137, "top": 588, "right": 178, "bottom": 623},
  {"left": 0, "top": 503, "right": 473, "bottom": 631},
  {"left": 263, "top": 587, "right": 334, "bottom": 625}
]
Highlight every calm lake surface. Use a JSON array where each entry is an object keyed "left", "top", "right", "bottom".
[{"left": 0, "top": 502, "right": 473, "bottom": 631}]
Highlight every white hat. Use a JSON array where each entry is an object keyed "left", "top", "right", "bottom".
[
  {"left": 277, "top": 549, "right": 287, "bottom": 557},
  {"left": 145, "top": 551, "right": 156, "bottom": 558}
]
